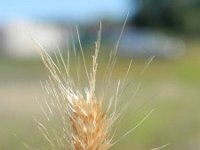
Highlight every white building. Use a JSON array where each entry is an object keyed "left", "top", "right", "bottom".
[{"left": 0, "top": 21, "right": 69, "bottom": 58}]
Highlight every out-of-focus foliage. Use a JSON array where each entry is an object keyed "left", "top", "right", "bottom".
[{"left": 130, "top": 0, "right": 200, "bottom": 34}]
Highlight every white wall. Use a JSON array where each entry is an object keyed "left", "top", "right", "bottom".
[{"left": 2, "top": 21, "right": 68, "bottom": 58}]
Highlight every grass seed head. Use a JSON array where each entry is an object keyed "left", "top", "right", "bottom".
[{"left": 33, "top": 20, "right": 135, "bottom": 150}]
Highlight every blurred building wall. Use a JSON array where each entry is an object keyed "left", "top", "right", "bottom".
[{"left": 0, "top": 21, "right": 69, "bottom": 58}]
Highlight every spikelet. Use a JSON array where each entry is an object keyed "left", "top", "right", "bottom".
[
  {"left": 31, "top": 22, "right": 127, "bottom": 150},
  {"left": 31, "top": 19, "right": 156, "bottom": 150}
]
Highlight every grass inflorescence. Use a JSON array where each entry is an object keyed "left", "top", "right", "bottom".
[{"left": 30, "top": 20, "right": 157, "bottom": 150}]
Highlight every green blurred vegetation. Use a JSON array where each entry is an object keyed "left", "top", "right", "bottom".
[
  {"left": 130, "top": 0, "right": 200, "bottom": 34},
  {"left": 0, "top": 40, "right": 200, "bottom": 150}
]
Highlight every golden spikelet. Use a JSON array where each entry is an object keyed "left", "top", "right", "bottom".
[
  {"left": 31, "top": 19, "right": 156, "bottom": 150},
  {"left": 69, "top": 99, "right": 110, "bottom": 150},
  {"left": 31, "top": 22, "right": 122, "bottom": 150}
]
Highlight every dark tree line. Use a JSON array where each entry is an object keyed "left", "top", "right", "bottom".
[{"left": 129, "top": 0, "right": 200, "bottom": 34}]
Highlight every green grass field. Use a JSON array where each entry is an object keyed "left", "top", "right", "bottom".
[{"left": 0, "top": 40, "right": 200, "bottom": 150}]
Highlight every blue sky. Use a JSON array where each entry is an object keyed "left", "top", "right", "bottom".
[{"left": 0, "top": 0, "right": 137, "bottom": 23}]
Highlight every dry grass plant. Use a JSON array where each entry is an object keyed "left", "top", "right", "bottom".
[{"left": 28, "top": 19, "right": 168, "bottom": 150}]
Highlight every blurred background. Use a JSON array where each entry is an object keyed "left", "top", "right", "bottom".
[{"left": 0, "top": 0, "right": 200, "bottom": 149}]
